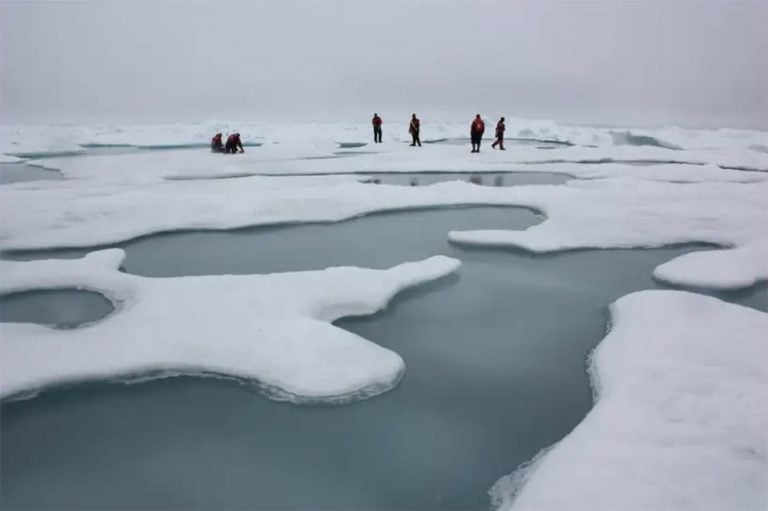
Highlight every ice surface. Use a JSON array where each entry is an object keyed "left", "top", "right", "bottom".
[
  {"left": 2, "top": 118, "right": 766, "bottom": 158},
  {"left": 3, "top": 155, "right": 765, "bottom": 290},
  {"left": 20, "top": 147, "right": 767, "bottom": 184},
  {"left": 1, "top": 118, "right": 767, "bottom": 508},
  {"left": 0, "top": 250, "right": 460, "bottom": 401},
  {"left": 449, "top": 179, "right": 768, "bottom": 290},
  {"left": 492, "top": 290, "right": 768, "bottom": 511},
  {"left": 653, "top": 243, "right": 768, "bottom": 290}
]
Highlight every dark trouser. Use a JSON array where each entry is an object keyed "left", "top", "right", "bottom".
[
  {"left": 212, "top": 144, "right": 224, "bottom": 153},
  {"left": 373, "top": 126, "right": 382, "bottom": 143},
  {"left": 471, "top": 133, "right": 482, "bottom": 152},
  {"left": 410, "top": 131, "right": 421, "bottom": 146},
  {"left": 225, "top": 143, "right": 241, "bottom": 154},
  {"left": 492, "top": 134, "right": 504, "bottom": 150}
]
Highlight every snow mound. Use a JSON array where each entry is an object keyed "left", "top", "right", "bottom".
[
  {"left": 653, "top": 242, "right": 768, "bottom": 290},
  {"left": 610, "top": 130, "right": 682, "bottom": 150},
  {"left": 493, "top": 290, "right": 768, "bottom": 511},
  {"left": 0, "top": 250, "right": 460, "bottom": 401}
]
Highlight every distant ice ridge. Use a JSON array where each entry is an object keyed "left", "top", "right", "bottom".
[
  {"left": 0, "top": 249, "right": 460, "bottom": 401},
  {"left": 1, "top": 117, "right": 766, "bottom": 159},
  {"left": 491, "top": 290, "right": 768, "bottom": 511}
]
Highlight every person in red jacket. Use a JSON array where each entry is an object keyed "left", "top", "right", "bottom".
[
  {"left": 409, "top": 114, "right": 421, "bottom": 147},
  {"left": 211, "top": 133, "right": 224, "bottom": 153},
  {"left": 225, "top": 133, "right": 244, "bottom": 154},
  {"left": 372, "top": 113, "right": 383, "bottom": 143},
  {"left": 492, "top": 117, "right": 506, "bottom": 150},
  {"left": 470, "top": 114, "right": 485, "bottom": 153}
]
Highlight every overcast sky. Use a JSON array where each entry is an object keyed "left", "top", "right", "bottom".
[{"left": 1, "top": 0, "right": 766, "bottom": 129}]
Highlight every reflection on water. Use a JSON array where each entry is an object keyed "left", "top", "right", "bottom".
[
  {"left": 1, "top": 206, "right": 764, "bottom": 511},
  {"left": 362, "top": 171, "right": 568, "bottom": 187},
  {"left": 424, "top": 137, "right": 568, "bottom": 149}
]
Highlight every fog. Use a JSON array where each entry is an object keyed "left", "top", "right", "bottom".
[{"left": 2, "top": 0, "right": 766, "bottom": 129}]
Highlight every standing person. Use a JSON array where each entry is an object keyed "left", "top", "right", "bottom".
[
  {"left": 492, "top": 117, "right": 506, "bottom": 150},
  {"left": 470, "top": 114, "right": 485, "bottom": 153},
  {"left": 409, "top": 113, "right": 421, "bottom": 147},
  {"left": 372, "top": 113, "right": 383, "bottom": 143},
  {"left": 211, "top": 132, "right": 224, "bottom": 153},
  {"left": 225, "top": 133, "right": 244, "bottom": 154}
]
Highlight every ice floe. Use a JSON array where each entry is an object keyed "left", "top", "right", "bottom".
[
  {"left": 1, "top": 118, "right": 767, "bottom": 508},
  {"left": 3, "top": 166, "right": 766, "bottom": 291},
  {"left": 2, "top": 118, "right": 766, "bottom": 157},
  {"left": 449, "top": 179, "right": 768, "bottom": 290},
  {"left": 0, "top": 249, "right": 460, "bottom": 401},
  {"left": 28, "top": 143, "right": 768, "bottom": 184},
  {"left": 653, "top": 244, "right": 768, "bottom": 290},
  {"left": 492, "top": 290, "right": 768, "bottom": 511}
]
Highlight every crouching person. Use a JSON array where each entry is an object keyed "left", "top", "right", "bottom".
[
  {"left": 225, "top": 133, "right": 244, "bottom": 154},
  {"left": 211, "top": 132, "right": 224, "bottom": 153}
]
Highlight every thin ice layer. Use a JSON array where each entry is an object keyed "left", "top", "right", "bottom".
[{"left": 0, "top": 250, "right": 460, "bottom": 401}]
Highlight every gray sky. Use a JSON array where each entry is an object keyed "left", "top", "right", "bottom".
[{"left": 1, "top": 0, "right": 766, "bottom": 129}]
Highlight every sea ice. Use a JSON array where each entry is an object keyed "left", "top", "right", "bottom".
[
  {"left": 2, "top": 119, "right": 766, "bottom": 159},
  {"left": 0, "top": 250, "right": 461, "bottom": 401},
  {"left": 492, "top": 290, "right": 768, "bottom": 511},
  {"left": 6, "top": 164, "right": 764, "bottom": 291}
]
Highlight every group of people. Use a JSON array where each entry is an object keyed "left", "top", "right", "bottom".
[
  {"left": 211, "top": 114, "right": 506, "bottom": 155},
  {"left": 470, "top": 114, "right": 507, "bottom": 152},
  {"left": 210, "top": 132, "right": 244, "bottom": 153},
  {"left": 376, "top": 113, "right": 506, "bottom": 152}
]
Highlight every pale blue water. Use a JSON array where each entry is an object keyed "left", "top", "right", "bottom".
[
  {"left": 1, "top": 207, "right": 765, "bottom": 511},
  {"left": 0, "top": 289, "right": 113, "bottom": 328},
  {"left": 0, "top": 163, "right": 63, "bottom": 184}
]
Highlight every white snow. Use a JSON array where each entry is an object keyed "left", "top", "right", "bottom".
[
  {"left": 1, "top": 119, "right": 767, "bottom": 509},
  {"left": 653, "top": 243, "right": 768, "bottom": 290},
  {"left": 27, "top": 143, "right": 768, "bottom": 184},
  {"left": 448, "top": 178, "right": 768, "bottom": 290},
  {"left": 3, "top": 158, "right": 765, "bottom": 291},
  {"left": 492, "top": 290, "right": 768, "bottom": 511},
  {"left": 2, "top": 118, "right": 766, "bottom": 158},
  {"left": 0, "top": 249, "right": 460, "bottom": 401}
]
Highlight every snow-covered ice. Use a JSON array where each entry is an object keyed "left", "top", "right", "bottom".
[
  {"left": 19, "top": 144, "right": 768, "bottom": 184},
  {"left": 1, "top": 118, "right": 767, "bottom": 510},
  {"left": 492, "top": 290, "right": 768, "bottom": 511},
  {"left": 3, "top": 156, "right": 766, "bottom": 291},
  {"left": 449, "top": 178, "right": 768, "bottom": 290},
  {"left": 0, "top": 249, "right": 460, "bottom": 401},
  {"left": 2, "top": 118, "right": 766, "bottom": 160},
  {"left": 653, "top": 244, "right": 768, "bottom": 290}
]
